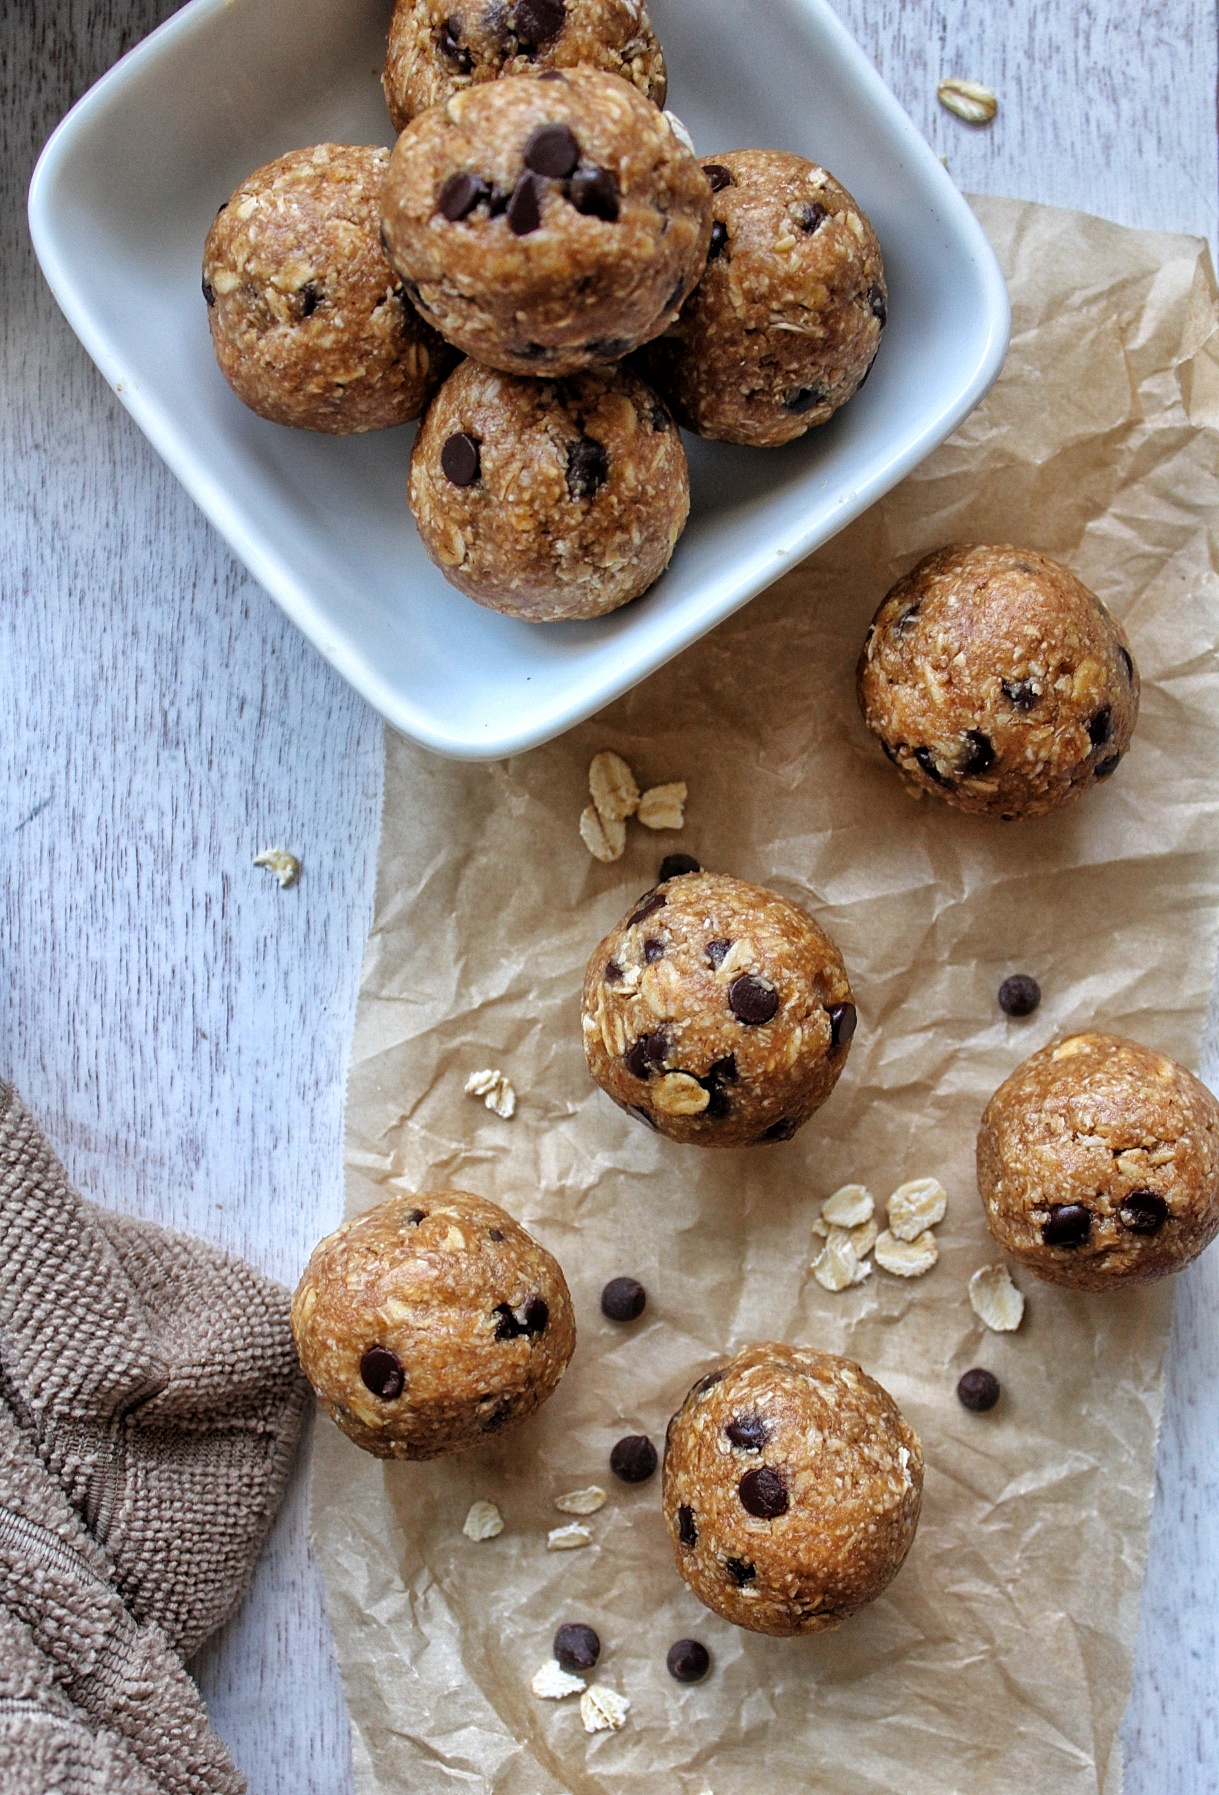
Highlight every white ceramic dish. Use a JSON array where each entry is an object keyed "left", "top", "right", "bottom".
[{"left": 29, "top": 0, "right": 1009, "bottom": 760}]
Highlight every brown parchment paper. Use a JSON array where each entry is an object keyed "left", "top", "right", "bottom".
[{"left": 311, "top": 196, "right": 1219, "bottom": 1795}]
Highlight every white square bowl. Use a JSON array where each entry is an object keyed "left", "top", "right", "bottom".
[{"left": 29, "top": 0, "right": 1009, "bottom": 760}]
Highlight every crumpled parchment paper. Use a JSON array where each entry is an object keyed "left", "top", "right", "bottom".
[{"left": 311, "top": 196, "right": 1219, "bottom": 1795}]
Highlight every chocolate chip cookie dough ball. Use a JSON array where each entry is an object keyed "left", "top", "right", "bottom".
[
  {"left": 203, "top": 144, "right": 449, "bottom": 433},
  {"left": 582, "top": 872, "right": 856, "bottom": 1146},
  {"left": 977, "top": 1033, "right": 1219, "bottom": 1291},
  {"left": 291, "top": 1191, "right": 576, "bottom": 1458},
  {"left": 409, "top": 357, "right": 688, "bottom": 619},
  {"left": 381, "top": 69, "right": 712, "bottom": 376},
  {"left": 662, "top": 1344, "right": 923, "bottom": 1636},
  {"left": 857, "top": 545, "right": 1139, "bottom": 818},
  {"left": 383, "top": 0, "right": 667, "bottom": 132},
  {"left": 636, "top": 151, "right": 885, "bottom": 447}
]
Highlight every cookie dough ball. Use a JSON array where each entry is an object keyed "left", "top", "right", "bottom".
[
  {"left": 410, "top": 358, "right": 687, "bottom": 619},
  {"left": 636, "top": 151, "right": 884, "bottom": 447},
  {"left": 582, "top": 871, "right": 856, "bottom": 1146},
  {"left": 203, "top": 144, "right": 449, "bottom": 433},
  {"left": 857, "top": 545, "right": 1140, "bottom": 819},
  {"left": 381, "top": 69, "right": 712, "bottom": 376},
  {"left": 383, "top": 0, "right": 667, "bottom": 132},
  {"left": 291, "top": 1190, "right": 576, "bottom": 1458},
  {"left": 662, "top": 1344, "right": 923, "bottom": 1636},
  {"left": 977, "top": 1032, "right": 1219, "bottom": 1291}
]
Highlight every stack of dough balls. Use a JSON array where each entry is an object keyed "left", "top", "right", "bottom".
[{"left": 203, "top": 3, "right": 887, "bottom": 621}]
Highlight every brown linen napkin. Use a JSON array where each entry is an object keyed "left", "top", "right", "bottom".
[{"left": 0, "top": 1078, "right": 311, "bottom": 1793}]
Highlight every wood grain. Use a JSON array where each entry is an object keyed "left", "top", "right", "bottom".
[{"left": 1, "top": 1, "right": 1216, "bottom": 1790}]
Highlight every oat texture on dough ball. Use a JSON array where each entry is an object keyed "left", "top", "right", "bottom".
[
  {"left": 203, "top": 145, "right": 450, "bottom": 433},
  {"left": 383, "top": 0, "right": 668, "bottom": 132},
  {"left": 662, "top": 1344, "right": 923, "bottom": 1635},
  {"left": 409, "top": 358, "right": 689, "bottom": 620},
  {"left": 636, "top": 150, "right": 885, "bottom": 447},
  {"left": 381, "top": 69, "right": 712, "bottom": 376},
  {"left": 581, "top": 871, "right": 856, "bottom": 1146},
  {"left": 977, "top": 1032, "right": 1219, "bottom": 1291},
  {"left": 857, "top": 544, "right": 1140, "bottom": 818},
  {"left": 291, "top": 1190, "right": 576, "bottom": 1457}
]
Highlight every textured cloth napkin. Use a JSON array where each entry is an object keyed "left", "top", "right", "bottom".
[{"left": 0, "top": 1078, "right": 311, "bottom": 1794}]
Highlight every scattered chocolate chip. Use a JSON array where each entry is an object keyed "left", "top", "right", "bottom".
[
  {"left": 524, "top": 1297, "right": 549, "bottom": 1335},
  {"left": 568, "top": 164, "right": 620, "bottom": 221},
  {"left": 507, "top": 171, "right": 543, "bottom": 234},
  {"left": 705, "top": 938, "right": 732, "bottom": 969},
  {"left": 725, "top": 1557, "right": 755, "bottom": 1586},
  {"left": 913, "top": 746, "right": 949, "bottom": 785},
  {"left": 441, "top": 431, "right": 481, "bottom": 486},
  {"left": 539, "top": 69, "right": 565, "bottom": 81},
  {"left": 1118, "top": 645, "right": 1134, "bottom": 681},
  {"left": 1119, "top": 1190, "right": 1169, "bottom": 1234},
  {"left": 725, "top": 1414, "right": 768, "bottom": 1450},
  {"left": 514, "top": 0, "right": 565, "bottom": 44},
  {"left": 801, "top": 201, "right": 827, "bottom": 232},
  {"left": 957, "top": 1368, "right": 1001, "bottom": 1412},
  {"left": 880, "top": 739, "right": 902, "bottom": 765},
  {"left": 703, "top": 163, "right": 733, "bottom": 192},
  {"left": 404, "top": 1207, "right": 426, "bottom": 1224},
  {"left": 493, "top": 1302, "right": 523, "bottom": 1339},
  {"left": 610, "top": 1434, "right": 658, "bottom": 1483},
  {"left": 487, "top": 186, "right": 511, "bottom": 217},
  {"left": 729, "top": 975, "right": 779, "bottom": 1026},
  {"left": 704, "top": 1085, "right": 732, "bottom": 1118},
  {"left": 1087, "top": 706, "right": 1113, "bottom": 749},
  {"left": 693, "top": 1370, "right": 724, "bottom": 1396},
  {"left": 1042, "top": 1203, "right": 1092, "bottom": 1248},
  {"left": 707, "top": 1054, "right": 738, "bottom": 1083},
  {"left": 487, "top": 1228, "right": 505, "bottom": 1243},
  {"left": 659, "top": 853, "right": 700, "bottom": 881},
  {"left": 554, "top": 1622, "right": 600, "bottom": 1672},
  {"left": 998, "top": 974, "right": 1040, "bottom": 1017},
  {"left": 625, "top": 1030, "right": 669, "bottom": 1079},
  {"left": 667, "top": 1638, "right": 710, "bottom": 1682},
  {"left": 650, "top": 400, "right": 672, "bottom": 432},
  {"left": 604, "top": 961, "right": 623, "bottom": 984},
  {"left": 896, "top": 601, "right": 921, "bottom": 633},
  {"left": 829, "top": 1002, "right": 857, "bottom": 1048},
  {"left": 643, "top": 938, "right": 665, "bottom": 963},
  {"left": 677, "top": 1505, "right": 698, "bottom": 1548},
  {"left": 439, "top": 172, "right": 488, "bottom": 221},
  {"left": 439, "top": 16, "right": 473, "bottom": 70},
  {"left": 1002, "top": 678, "right": 1038, "bottom": 709},
  {"left": 786, "top": 386, "right": 827, "bottom": 414},
  {"left": 757, "top": 1117, "right": 798, "bottom": 1143},
  {"left": 525, "top": 122, "right": 580, "bottom": 178},
  {"left": 1094, "top": 753, "right": 1123, "bottom": 779},
  {"left": 601, "top": 1276, "right": 647, "bottom": 1322},
  {"left": 629, "top": 890, "right": 667, "bottom": 928},
  {"left": 960, "top": 729, "right": 996, "bottom": 776},
  {"left": 202, "top": 277, "right": 215, "bottom": 307},
  {"left": 868, "top": 284, "right": 887, "bottom": 325},
  {"left": 707, "top": 220, "right": 729, "bottom": 260},
  {"left": 738, "top": 1465, "right": 788, "bottom": 1518},
  {"left": 566, "top": 435, "right": 609, "bottom": 499},
  {"left": 360, "top": 1345, "right": 404, "bottom": 1400}
]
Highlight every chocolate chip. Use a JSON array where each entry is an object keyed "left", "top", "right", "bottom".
[
  {"left": 605, "top": 960, "right": 623, "bottom": 983},
  {"left": 202, "top": 277, "right": 215, "bottom": 307},
  {"left": 1088, "top": 706, "right": 1113, "bottom": 748},
  {"left": 524, "top": 1297, "right": 549, "bottom": 1335},
  {"left": 659, "top": 853, "right": 700, "bottom": 881},
  {"left": 360, "top": 1345, "right": 404, "bottom": 1400},
  {"left": 725, "top": 1414, "right": 768, "bottom": 1450},
  {"left": 724, "top": 1557, "right": 755, "bottom": 1586},
  {"left": 957, "top": 1368, "right": 1001, "bottom": 1412},
  {"left": 404, "top": 1207, "right": 426, "bottom": 1224},
  {"left": 625, "top": 1029, "right": 669, "bottom": 1079},
  {"left": 566, "top": 435, "right": 609, "bottom": 498},
  {"left": 757, "top": 1117, "right": 798, "bottom": 1143},
  {"left": 1118, "top": 645, "right": 1134, "bottom": 681},
  {"left": 896, "top": 601, "right": 921, "bottom": 633},
  {"left": 801, "top": 201, "right": 827, "bottom": 233},
  {"left": 601, "top": 1276, "right": 646, "bottom": 1321},
  {"left": 880, "top": 739, "right": 902, "bottom": 764},
  {"left": 829, "top": 1001, "right": 857, "bottom": 1048},
  {"left": 494, "top": 1298, "right": 546, "bottom": 1339},
  {"left": 960, "top": 729, "right": 995, "bottom": 776},
  {"left": 707, "top": 220, "right": 729, "bottom": 260},
  {"left": 514, "top": 0, "right": 565, "bottom": 44},
  {"left": 554, "top": 1622, "right": 600, "bottom": 1672},
  {"left": 493, "top": 1302, "right": 523, "bottom": 1339},
  {"left": 728, "top": 975, "right": 779, "bottom": 1025},
  {"left": 1119, "top": 1190, "right": 1169, "bottom": 1234},
  {"left": 439, "top": 172, "right": 488, "bottom": 221},
  {"left": 868, "top": 284, "right": 887, "bottom": 326},
  {"left": 488, "top": 1227, "right": 505, "bottom": 1240},
  {"left": 707, "top": 1054, "right": 738, "bottom": 1083},
  {"left": 677, "top": 1505, "right": 698, "bottom": 1548},
  {"left": 738, "top": 1466, "right": 788, "bottom": 1519},
  {"left": 667, "top": 1638, "right": 710, "bottom": 1682},
  {"left": 998, "top": 974, "right": 1040, "bottom": 1017},
  {"left": 643, "top": 938, "right": 664, "bottom": 963},
  {"left": 441, "top": 431, "right": 481, "bottom": 486},
  {"left": 629, "top": 890, "right": 667, "bottom": 928},
  {"left": 506, "top": 171, "right": 543, "bottom": 234},
  {"left": 482, "top": 1397, "right": 512, "bottom": 1430},
  {"left": 693, "top": 1370, "right": 724, "bottom": 1396},
  {"left": 439, "top": 15, "right": 473, "bottom": 70},
  {"left": 913, "top": 746, "right": 949, "bottom": 786},
  {"left": 610, "top": 1434, "right": 657, "bottom": 1483},
  {"left": 1095, "top": 753, "right": 1123, "bottom": 779},
  {"left": 1042, "top": 1203, "right": 1092, "bottom": 1247},
  {"left": 650, "top": 400, "right": 672, "bottom": 432},
  {"left": 786, "top": 386, "right": 827, "bottom": 414},
  {"left": 703, "top": 163, "right": 732, "bottom": 192},
  {"left": 568, "top": 165, "right": 620, "bottom": 221},
  {"left": 704, "top": 1085, "right": 732, "bottom": 1118},
  {"left": 487, "top": 186, "right": 510, "bottom": 217},
  {"left": 525, "top": 123, "right": 580, "bottom": 178},
  {"left": 705, "top": 938, "right": 732, "bottom": 969},
  {"left": 1002, "top": 678, "right": 1038, "bottom": 709}
]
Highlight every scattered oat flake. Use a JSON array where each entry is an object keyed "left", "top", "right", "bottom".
[
  {"left": 580, "top": 805, "right": 626, "bottom": 863},
  {"left": 547, "top": 1522, "right": 593, "bottom": 1551},
  {"left": 937, "top": 76, "right": 998, "bottom": 123},
  {"left": 813, "top": 1229, "right": 861, "bottom": 1292},
  {"left": 464, "top": 1068, "right": 516, "bottom": 1119},
  {"left": 874, "top": 1229, "right": 938, "bottom": 1277},
  {"left": 532, "top": 1659, "right": 585, "bottom": 1700},
  {"left": 462, "top": 1501, "right": 504, "bottom": 1541},
  {"left": 821, "top": 1183, "right": 875, "bottom": 1229},
  {"left": 555, "top": 1486, "right": 607, "bottom": 1516},
  {"left": 849, "top": 1216, "right": 880, "bottom": 1260},
  {"left": 887, "top": 1177, "right": 947, "bottom": 1242},
  {"left": 589, "top": 751, "right": 640, "bottom": 823},
  {"left": 253, "top": 848, "right": 300, "bottom": 888},
  {"left": 970, "top": 1263, "right": 1025, "bottom": 1332},
  {"left": 581, "top": 1686, "right": 630, "bottom": 1734},
  {"left": 637, "top": 782, "right": 687, "bottom": 831}
]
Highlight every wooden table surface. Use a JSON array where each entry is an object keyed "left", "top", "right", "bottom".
[{"left": 3, "top": 2, "right": 1217, "bottom": 1789}]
